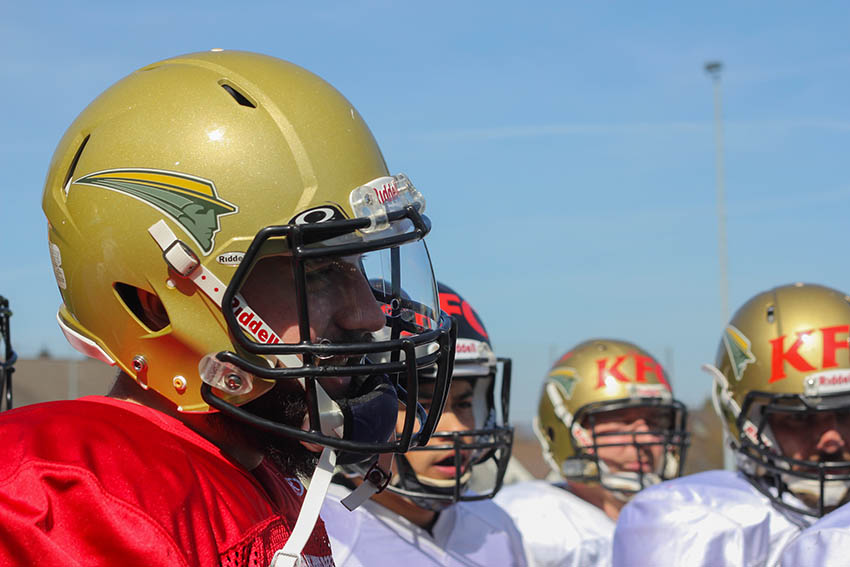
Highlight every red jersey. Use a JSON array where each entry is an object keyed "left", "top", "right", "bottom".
[{"left": 0, "top": 396, "right": 334, "bottom": 567}]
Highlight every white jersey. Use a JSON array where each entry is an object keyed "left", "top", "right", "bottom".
[
  {"left": 613, "top": 470, "right": 810, "bottom": 567},
  {"left": 321, "top": 482, "right": 527, "bottom": 566},
  {"left": 779, "top": 502, "right": 850, "bottom": 567},
  {"left": 494, "top": 480, "right": 614, "bottom": 567}
]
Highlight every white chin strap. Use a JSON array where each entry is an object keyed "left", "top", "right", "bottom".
[
  {"left": 417, "top": 467, "right": 474, "bottom": 489},
  {"left": 597, "top": 460, "right": 662, "bottom": 500},
  {"left": 147, "top": 220, "right": 393, "bottom": 564},
  {"left": 271, "top": 447, "right": 336, "bottom": 567},
  {"left": 268, "top": 449, "right": 393, "bottom": 567},
  {"left": 783, "top": 476, "right": 850, "bottom": 509}
]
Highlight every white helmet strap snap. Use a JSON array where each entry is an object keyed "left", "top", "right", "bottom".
[{"left": 703, "top": 363, "right": 773, "bottom": 449}]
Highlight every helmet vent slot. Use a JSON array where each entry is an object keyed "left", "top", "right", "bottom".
[
  {"left": 114, "top": 283, "right": 170, "bottom": 332},
  {"left": 766, "top": 305, "right": 775, "bottom": 323},
  {"left": 62, "top": 135, "right": 90, "bottom": 193},
  {"left": 220, "top": 83, "right": 256, "bottom": 108}
]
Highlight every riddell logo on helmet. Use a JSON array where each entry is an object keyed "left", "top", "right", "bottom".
[
  {"left": 769, "top": 325, "right": 849, "bottom": 383},
  {"left": 818, "top": 372, "right": 850, "bottom": 387},
  {"left": 217, "top": 252, "right": 244, "bottom": 266},
  {"left": 594, "top": 354, "right": 671, "bottom": 390},
  {"left": 807, "top": 370, "right": 850, "bottom": 397},
  {"left": 372, "top": 181, "right": 399, "bottom": 204},
  {"left": 455, "top": 340, "right": 479, "bottom": 354},
  {"left": 629, "top": 384, "right": 670, "bottom": 399},
  {"left": 231, "top": 296, "right": 282, "bottom": 344}
]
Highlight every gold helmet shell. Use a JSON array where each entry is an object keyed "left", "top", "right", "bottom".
[
  {"left": 535, "top": 338, "right": 688, "bottom": 494},
  {"left": 42, "top": 50, "right": 455, "bottom": 457},
  {"left": 708, "top": 282, "right": 850, "bottom": 516},
  {"left": 44, "top": 51, "right": 389, "bottom": 411}
]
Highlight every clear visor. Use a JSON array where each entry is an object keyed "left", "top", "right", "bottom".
[
  {"left": 364, "top": 239, "right": 441, "bottom": 337},
  {"left": 235, "top": 238, "right": 439, "bottom": 352}
]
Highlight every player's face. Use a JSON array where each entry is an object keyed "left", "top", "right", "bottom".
[
  {"left": 238, "top": 253, "right": 388, "bottom": 470},
  {"left": 241, "top": 254, "right": 385, "bottom": 345},
  {"left": 398, "top": 380, "right": 476, "bottom": 480},
  {"left": 768, "top": 409, "right": 850, "bottom": 469},
  {"left": 241, "top": 254, "right": 386, "bottom": 392},
  {"left": 586, "top": 407, "right": 667, "bottom": 475}
]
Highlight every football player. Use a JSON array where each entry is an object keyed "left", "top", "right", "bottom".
[
  {"left": 0, "top": 50, "right": 455, "bottom": 566},
  {"left": 496, "top": 339, "right": 689, "bottom": 566},
  {"left": 0, "top": 295, "right": 14, "bottom": 411},
  {"left": 321, "top": 282, "right": 526, "bottom": 566},
  {"left": 614, "top": 283, "right": 850, "bottom": 566}
]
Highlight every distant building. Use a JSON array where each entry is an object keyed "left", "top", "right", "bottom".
[{"left": 12, "top": 358, "right": 117, "bottom": 408}]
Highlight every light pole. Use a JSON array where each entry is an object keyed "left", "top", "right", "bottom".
[
  {"left": 705, "top": 61, "right": 735, "bottom": 471},
  {"left": 704, "top": 61, "right": 729, "bottom": 326}
]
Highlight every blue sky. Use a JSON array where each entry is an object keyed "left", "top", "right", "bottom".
[{"left": 2, "top": 2, "right": 850, "bottom": 422}]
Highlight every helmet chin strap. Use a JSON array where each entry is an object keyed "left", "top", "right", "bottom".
[
  {"left": 416, "top": 468, "right": 473, "bottom": 489},
  {"left": 148, "top": 220, "right": 394, "bottom": 563},
  {"left": 270, "top": 447, "right": 336, "bottom": 567},
  {"left": 422, "top": 471, "right": 472, "bottom": 489},
  {"left": 596, "top": 460, "right": 662, "bottom": 500},
  {"left": 783, "top": 475, "right": 850, "bottom": 509},
  {"left": 271, "top": 448, "right": 394, "bottom": 567},
  {"left": 771, "top": 453, "right": 850, "bottom": 512}
]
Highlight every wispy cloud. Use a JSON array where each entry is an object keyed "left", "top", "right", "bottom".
[
  {"left": 429, "top": 119, "right": 850, "bottom": 141},
  {"left": 430, "top": 121, "right": 707, "bottom": 141}
]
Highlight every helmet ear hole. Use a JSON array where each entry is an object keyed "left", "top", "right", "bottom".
[{"left": 114, "top": 283, "right": 170, "bottom": 332}]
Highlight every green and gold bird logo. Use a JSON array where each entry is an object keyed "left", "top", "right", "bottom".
[
  {"left": 548, "top": 367, "right": 579, "bottom": 399},
  {"left": 723, "top": 324, "right": 757, "bottom": 382},
  {"left": 72, "top": 169, "right": 237, "bottom": 255}
]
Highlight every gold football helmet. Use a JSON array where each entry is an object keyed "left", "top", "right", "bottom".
[
  {"left": 706, "top": 282, "right": 850, "bottom": 516},
  {"left": 42, "top": 50, "right": 454, "bottom": 460},
  {"left": 535, "top": 338, "right": 688, "bottom": 495}
]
